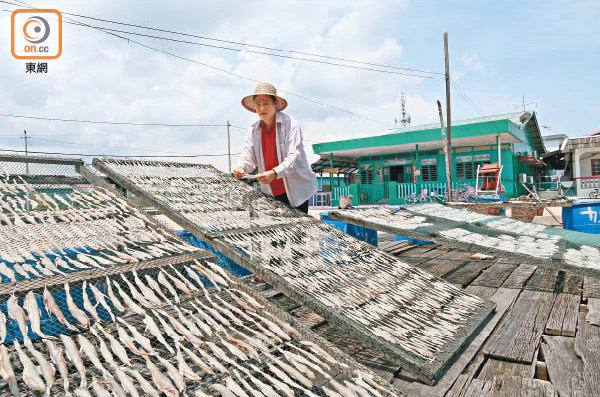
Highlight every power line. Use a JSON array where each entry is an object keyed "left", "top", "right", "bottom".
[
  {"left": 1, "top": 0, "right": 443, "bottom": 76},
  {"left": 0, "top": 147, "right": 241, "bottom": 158},
  {"left": 29, "top": 136, "right": 237, "bottom": 156},
  {"left": 57, "top": 20, "right": 433, "bottom": 79},
  {"left": 450, "top": 79, "right": 486, "bottom": 117},
  {"left": 0, "top": 112, "right": 246, "bottom": 129},
  {"left": 4, "top": 1, "right": 395, "bottom": 127}
]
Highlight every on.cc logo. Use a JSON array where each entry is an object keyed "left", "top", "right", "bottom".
[{"left": 23, "top": 16, "right": 51, "bottom": 44}]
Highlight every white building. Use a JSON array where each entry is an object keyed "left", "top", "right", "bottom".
[
  {"left": 561, "top": 131, "right": 600, "bottom": 198},
  {"left": 542, "top": 133, "right": 569, "bottom": 152}
]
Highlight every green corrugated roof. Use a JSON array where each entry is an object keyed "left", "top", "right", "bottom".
[{"left": 312, "top": 111, "right": 545, "bottom": 156}]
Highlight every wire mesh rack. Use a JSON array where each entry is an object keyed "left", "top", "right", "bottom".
[
  {"left": 0, "top": 246, "right": 400, "bottom": 396},
  {"left": 93, "top": 158, "right": 312, "bottom": 236},
  {"left": 0, "top": 154, "right": 401, "bottom": 396},
  {"left": 331, "top": 204, "right": 600, "bottom": 274},
  {"left": 92, "top": 158, "right": 496, "bottom": 384}
]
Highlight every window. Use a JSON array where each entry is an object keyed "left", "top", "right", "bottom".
[
  {"left": 422, "top": 165, "right": 438, "bottom": 181},
  {"left": 593, "top": 159, "right": 600, "bottom": 176},
  {"left": 455, "top": 160, "right": 490, "bottom": 180},
  {"left": 456, "top": 162, "right": 466, "bottom": 179},
  {"left": 360, "top": 164, "right": 373, "bottom": 184}
]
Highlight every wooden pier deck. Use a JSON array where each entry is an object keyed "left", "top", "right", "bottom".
[{"left": 248, "top": 238, "right": 598, "bottom": 396}]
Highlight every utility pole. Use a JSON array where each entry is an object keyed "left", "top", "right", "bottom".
[
  {"left": 226, "top": 120, "right": 231, "bottom": 173},
  {"left": 444, "top": 32, "right": 453, "bottom": 201},
  {"left": 22, "top": 130, "right": 31, "bottom": 211},
  {"left": 22, "top": 130, "right": 29, "bottom": 174}
]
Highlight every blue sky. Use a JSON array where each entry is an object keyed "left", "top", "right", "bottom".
[{"left": 1, "top": 0, "right": 598, "bottom": 169}]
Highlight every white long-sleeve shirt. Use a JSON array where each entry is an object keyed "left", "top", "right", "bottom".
[{"left": 235, "top": 111, "right": 317, "bottom": 207}]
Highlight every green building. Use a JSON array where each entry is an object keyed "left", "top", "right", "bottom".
[{"left": 311, "top": 111, "right": 546, "bottom": 206}]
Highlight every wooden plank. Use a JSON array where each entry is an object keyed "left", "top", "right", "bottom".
[
  {"left": 574, "top": 312, "right": 600, "bottom": 396},
  {"left": 378, "top": 241, "right": 396, "bottom": 250},
  {"left": 563, "top": 272, "right": 584, "bottom": 295},
  {"left": 389, "top": 244, "right": 417, "bottom": 255},
  {"left": 471, "top": 262, "right": 518, "bottom": 288},
  {"left": 417, "top": 258, "right": 464, "bottom": 277},
  {"left": 389, "top": 242, "right": 414, "bottom": 254},
  {"left": 544, "top": 293, "right": 580, "bottom": 336},
  {"left": 444, "top": 261, "right": 493, "bottom": 288},
  {"left": 261, "top": 288, "right": 283, "bottom": 299},
  {"left": 484, "top": 290, "right": 555, "bottom": 363},
  {"left": 419, "top": 246, "right": 451, "bottom": 259},
  {"left": 462, "top": 378, "right": 492, "bottom": 397},
  {"left": 436, "top": 249, "right": 475, "bottom": 261},
  {"left": 525, "top": 267, "right": 559, "bottom": 292},
  {"left": 465, "top": 285, "right": 498, "bottom": 299},
  {"left": 501, "top": 263, "right": 537, "bottom": 289},
  {"left": 583, "top": 276, "right": 600, "bottom": 299},
  {"left": 562, "top": 293, "right": 581, "bottom": 337},
  {"left": 289, "top": 306, "right": 326, "bottom": 329},
  {"left": 541, "top": 336, "right": 585, "bottom": 397},
  {"left": 394, "top": 288, "right": 520, "bottom": 397},
  {"left": 478, "top": 358, "right": 531, "bottom": 381},
  {"left": 445, "top": 374, "right": 472, "bottom": 397},
  {"left": 586, "top": 297, "right": 600, "bottom": 326},
  {"left": 488, "top": 376, "right": 558, "bottom": 396},
  {"left": 397, "top": 244, "right": 439, "bottom": 258}
]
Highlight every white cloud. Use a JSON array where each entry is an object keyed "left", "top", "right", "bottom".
[{"left": 5, "top": 0, "right": 566, "bottom": 174}]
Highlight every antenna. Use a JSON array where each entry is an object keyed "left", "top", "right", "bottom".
[
  {"left": 400, "top": 92, "right": 411, "bottom": 127},
  {"left": 513, "top": 95, "right": 537, "bottom": 112}
]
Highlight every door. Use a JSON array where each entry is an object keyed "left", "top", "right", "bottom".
[{"left": 390, "top": 166, "right": 405, "bottom": 183}]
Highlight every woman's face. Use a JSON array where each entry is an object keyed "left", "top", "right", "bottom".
[{"left": 254, "top": 94, "right": 277, "bottom": 124}]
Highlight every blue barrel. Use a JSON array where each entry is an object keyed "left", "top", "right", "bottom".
[{"left": 562, "top": 201, "right": 600, "bottom": 234}]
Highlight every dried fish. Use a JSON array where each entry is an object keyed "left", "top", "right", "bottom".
[
  {"left": 78, "top": 334, "right": 109, "bottom": 374},
  {"left": 118, "top": 317, "right": 157, "bottom": 354},
  {"left": 0, "top": 311, "right": 7, "bottom": 343},
  {"left": 89, "top": 283, "right": 116, "bottom": 322},
  {"left": 24, "top": 338, "right": 55, "bottom": 397},
  {"left": 143, "top": 313, "right": 174, "bottom": 354},
  {"left": 101, "top": 373, "right": 127, "bottom": 397},
  {"left": 14, "top": 339, "right": 45, "bottom": 391},
  {"left": 43, "top": 286, "right": 78, "bottom": 331},
  {"left": 82, "top": 281, "right": 102, "bottom": 323},
  {"left": 115, "top": 367, "right": 140, "bottom": 397},
  {"left": 45, "top": 339, "right": 69, "bottom": 395},
  {"left": 105, "top": 276, "right": 126, "bottom": 312},
  {"left": 127, "top": 368, "right": 160, "bottom": 397},
  {"left": 94, "top": 325, "right": 131, "bottom": 366},
  {"left": 7, "top": 294, "right": 29, "bottom": 339},
  {"left": 157, "top": 356, "right": 186, "bottom": 392},
  {"left": 0, "top": 344, "right": 20, "bottom": 396},
  {"left": 91, "top": 377, "right": 112, "bottom": 397}
]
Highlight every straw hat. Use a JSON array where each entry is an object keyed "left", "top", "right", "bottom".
[{"left": 241, "top": 82, "right": 288, "bottom": 113}]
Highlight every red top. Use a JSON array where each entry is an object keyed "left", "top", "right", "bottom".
[{"left": 261, "top": 121, "right": 286, "bottom": 196}]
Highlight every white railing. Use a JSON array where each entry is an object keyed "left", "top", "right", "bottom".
[
  {"left": 309, "top": 191, "right": 332, "bottom": 207},
  {"left": 578, "top": 176, "right": 600, "bottom": 190},
  {"left": 397, "top": 183, "right": 417, "bottom": 198},
  {"left": 332, "top": 186, "right": 351, "bottom": 200},
  {"left": 397, "top": 181, "right": 474, "bottom": 198}
]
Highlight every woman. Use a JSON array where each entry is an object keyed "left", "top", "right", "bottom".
[{"left": 233, "top": 82, "right": 317, "bottom": 213}]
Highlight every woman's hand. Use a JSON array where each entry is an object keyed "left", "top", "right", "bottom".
[
  {"left": 233, "top": 166, "right": 245, "bottom": 178},
  {"left": 256, "top": 170, "right": 276, "bottom": 184}
]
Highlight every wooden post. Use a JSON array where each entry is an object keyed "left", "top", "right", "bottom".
[
  {"left": 497, "top": 134, "right": 502, "bottom": 193},
  {"left": 330, "top": 153, "right": 334, "bottom": 197},
  {"left": 415, "top": 144, "right": 421, "bottom": 192},
  {"left": 226, "top": 120, "right": 231, "bottom": 173},
  {"left": 444, "top": 32, "right": 453, "bottom": 200},
  {"left": 438, "top": 101, "right": 453, "bottom": 201}
]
